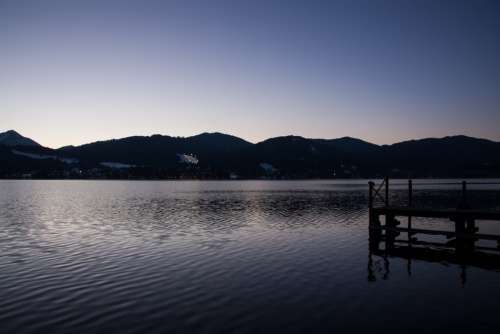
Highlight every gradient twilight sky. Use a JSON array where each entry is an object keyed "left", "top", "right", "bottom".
[{"left": 1, "top": 0, "right": 500, "bottom": 148}]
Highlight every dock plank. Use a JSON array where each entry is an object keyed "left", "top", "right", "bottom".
[
  {"left": 372, "top": 207, "right": 500, "bottom": 221},
  {"left": 375, "top": 226, "right": 500, "bottom": 241}
]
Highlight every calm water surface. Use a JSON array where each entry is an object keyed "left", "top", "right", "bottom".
[{"left": 1, "top": 180, "right": 500, "bottom": 333}]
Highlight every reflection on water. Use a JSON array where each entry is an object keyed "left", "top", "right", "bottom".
[
  {"left": 1, "top": 180, "right": 500, "bottom": 333},
  {"left": 368, "top": 244, "right": 500, "bottom": 285}
]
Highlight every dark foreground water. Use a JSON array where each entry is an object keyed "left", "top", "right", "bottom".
[{"left": 1, "top": 180, "right": 500, "bottom": 333}]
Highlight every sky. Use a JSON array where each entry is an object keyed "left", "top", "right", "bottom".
[{"left": 1, "top": 0, "right": 499, "bottom": 148}]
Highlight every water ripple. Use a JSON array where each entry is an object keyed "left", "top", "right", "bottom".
[{"left": 0, "top": 180, "right": 500, "bottom": 333}]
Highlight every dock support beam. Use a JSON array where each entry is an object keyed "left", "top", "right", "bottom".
[
  {"left": 368, "top": 181, "right": 374, "bottom": 227},
  {"left": 408, "top": 179, "right": 413, "bottom": 244},
  {"left": 459, "top": 180, "right": 469, "bottom": 209},
  {"left": 384, "top": 176, "right": 389, "bottom": 207},
  {"left": 462, "top": 181, "right": 467, "bottom": 205},
  {"left": 368, "top": 181, "right": 381, "bottom": 252}
]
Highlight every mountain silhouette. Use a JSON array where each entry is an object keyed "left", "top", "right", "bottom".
[
  {"left": 1, "top": 130, "right": 499, "bottom": 178},
  {"left": 0, "top": 130, "right": 41, "bottom": 147}
]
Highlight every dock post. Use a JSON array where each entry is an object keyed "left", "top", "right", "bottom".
[
  {"left": 408, "top": 179, "right": 413, "bottom": 243},
  {"left": 408, "top": 179, "right": 413, "bottom": 207},
  {"left": 459, "top": 180, "right": 468, "bottom": 209},
  {"left": 386, "top": 213, "right": 396, "bottom": 250},
  {"left": 369, "top": 181, "right": 374, "bottom": 213},
  {"left": 368, "top": 181, "right": 374, "bottom": 228},
  {"left": 384, "top": 176, "right": 389, "bottom": 207},
  {"left": 368, "top": 181, "right": 381, "bottom": 251},
  {"left": 368, "top": 181, "right": 374, "bottom": 229},
  {"left": 368, "top": 181, "right": 377, "bottom": 229},
  {"left": 466, "top": 217, "right": 477, "bottom": 252},
  {"left": 454, "top": 217, "right": 468, "bottom": 254},
  {"left": 462, "top": 180, "right": 467, "bottom": 200}
]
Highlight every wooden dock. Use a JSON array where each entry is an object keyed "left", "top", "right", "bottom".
[{"left": 368, "top": 178, "right": 500, "bottom": 253}]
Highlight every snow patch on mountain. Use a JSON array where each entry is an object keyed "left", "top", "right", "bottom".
[
  {"left": 100, "top": 162, "right": 135, "bottom": 169},
  {"left": 177, "top": 153, "right": 199, "bottom": 164},
  {"left": 12, "top": 149, "right": 78, "bottom": 164},
  {"left": 259, "top": 163, "right": 277, "bottom": 173}
]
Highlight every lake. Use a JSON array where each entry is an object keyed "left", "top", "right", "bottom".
[{"left": 1, "top": 180, "right": 500, "bottom": 333}]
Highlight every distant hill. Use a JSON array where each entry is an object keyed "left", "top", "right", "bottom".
[
  {"left": 232, "top": 136, "right": 341, "bottom": 178},
  {"left": 57, "top": 132, "right": 252, "bottom": 168},
  {"left": 381, "top": 135, "right": 500, "bottom": 177},
  {"left": 323, "top": 137, "right": 381, "bottom": 159},
  {"left": 1, "top": 130, "right": 500, "bottom": 178},
  {"left": 0, "top": 130, "right": 40, "bottom": 147}
]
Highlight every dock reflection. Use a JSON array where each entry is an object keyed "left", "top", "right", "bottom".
[{"left": 368, "top": 237, "right": 500, "bottom": 284}]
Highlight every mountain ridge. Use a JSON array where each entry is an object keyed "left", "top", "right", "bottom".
[
  {"left": 3, "top": 129, "right": 498, "bottom": 149},
  {"left": 1, "top": 130, "right": 499, "bottom": 179},
  {"left": 0, "top": 130, "right": 41, "bottom": 147}
]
